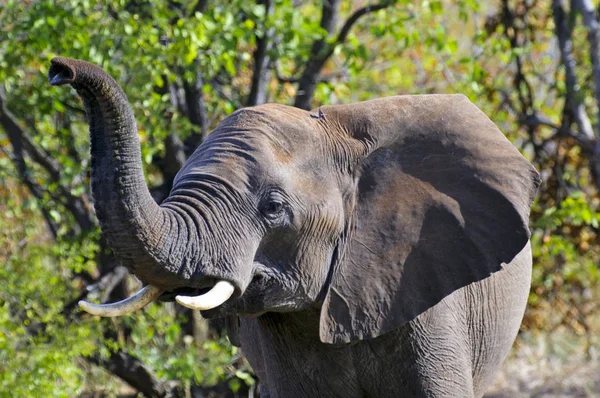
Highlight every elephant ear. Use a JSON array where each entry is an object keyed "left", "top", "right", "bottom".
[{"left": 318, "top": 95, "right": 540, "bottom": 344}]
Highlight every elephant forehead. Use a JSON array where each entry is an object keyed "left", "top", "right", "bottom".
[
  {"left": 181, "top": 105, "right": 328, "bottom": 172},
  {"left": 175, "top": 119, "right": 331, "bottom": 195},
  {"left": 223, "top": 104, "right": 323, "bottom": 154}
]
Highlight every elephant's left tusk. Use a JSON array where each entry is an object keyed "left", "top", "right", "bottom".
[
  {"left": 175, "top": 280, "right": 235, "bottom": 311},
  {"left": 79, "top": 285, "right": 164, "bottom": 317}
]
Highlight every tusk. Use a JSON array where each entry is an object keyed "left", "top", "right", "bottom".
[
  {"left": 175, "top": 280, "right": 235, "bottom": 311},
  {"left": 79, "top": 285, "right": 164, "bottom": 317}
]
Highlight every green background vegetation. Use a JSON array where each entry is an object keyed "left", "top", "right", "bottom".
[{"left": 0, "top": 0, "right": 598, "bottom": 396}]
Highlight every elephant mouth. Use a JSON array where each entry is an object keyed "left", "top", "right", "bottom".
[
  {"left": 78, "top": 275, "right": 241, "bottom": 317},
  {"left": 158, "top": 285, "right": 212, "bottom": 302},
  {"left": 170, "top": 262, "right": 276, "bottom": 314},
  {"left": 196, "top": 266, "right": 273, "bottom": 319},
  {"left": 77, "top": 262, "right": 275, "bottom": 318}
]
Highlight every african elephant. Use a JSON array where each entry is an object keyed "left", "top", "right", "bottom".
[{"left": 49, "top": 57, "right": 540, "bottom": 397}]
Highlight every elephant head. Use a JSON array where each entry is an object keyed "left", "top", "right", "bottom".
[{"left": 49, "top": 58, "right": 540, "bottom": 344}]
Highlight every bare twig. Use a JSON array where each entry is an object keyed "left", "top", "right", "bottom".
[
  {"left": 573, "top": 0, "right": 600, "bottom": 136},
  {"left": 162, "top": 133, "right": 186, "bottom": 196},
  {"left": 0, "top": 86, "right": 95, "bottom": 231},
  {"left": 293, "top": 0, "right": 341, "bottom": 110},
  {"left": 182, "top": 68, "right": 208, "bottom": 155},
  {"left": 59, "top": 100, "right": 86, "bottom": 116},
  {"left": 248, "top": 0, "right": 274, "bottom": 106},
  {"left": 294, "top": 1, "right": 395, "bottom": 109},
  {"left": 334, "top": 2, "right": 393, "bottom": 49},
  {"left": 87, "top": 351, "right": 177, "bottom": 398},
  {"left": 552, "top": 0, "right": 595, "bottom": 140},
  {"left": 276, "top": 66, "right": 347, "bottom": 84},
  {"left": 520, "top": 113, "right": 592, "bottom": 150},
  {"left": 0, "top": 87, "right": 61, "bottom": 179},
  {"left": 502, "top": 0, "right": 535, "bottom": 115},
  {"left": 193, "top": 0, "right": 208, "bottom": 15},
  {"left": 0, "top": 94, "right": 59, "bottom": 237}
]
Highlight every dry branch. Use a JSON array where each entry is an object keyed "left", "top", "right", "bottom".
[
  {"left": 573, "top": 0, "right": 600, "bottom": 135},
  {"left": 294, "top": 1, "right": 396, "bottom": 110},
  {"left": 552, "top": 0, "right": 595, "bottom": 140},
  {"left": 248, "top": 0, "right": 275, "bottom": 106},
  {"left": 87, "top": 351, "right": 177, "bottom": 398}
]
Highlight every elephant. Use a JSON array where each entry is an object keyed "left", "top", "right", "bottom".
[{"left": 48, "top": 57, "right": 540, "bottom": 398}]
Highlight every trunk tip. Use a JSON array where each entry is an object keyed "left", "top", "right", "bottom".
[{"left": 49, "top": 57, "right": 76, "bottom": 86}]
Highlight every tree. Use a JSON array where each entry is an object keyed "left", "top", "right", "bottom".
[
  {"left": 480, "top": 0, "right": 600, "bottom": 346},
  {"left": 1, "top": 0, "right": 599, "bottom": 396}
]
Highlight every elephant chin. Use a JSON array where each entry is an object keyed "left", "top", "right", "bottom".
[{"left": 79, "top": 281, "right": 235, "bottom": 317}]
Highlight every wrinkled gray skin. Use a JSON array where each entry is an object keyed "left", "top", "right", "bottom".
[{"left": 49, "top": 58, "right": 540, "bottom": 398}]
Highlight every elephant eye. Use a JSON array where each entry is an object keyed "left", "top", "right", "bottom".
[
  {"left": 264, "top": 201, "right": 283, "bottom": 215},
  {"left": 260, "top": 192, "right": 287, "bottom": 223}
]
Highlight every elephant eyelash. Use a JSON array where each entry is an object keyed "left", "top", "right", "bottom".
[
  {"left": 263, "top": 200, "right": 284, "bottom": 215},
  {"left": 261, "top": 199, "right": 286, "bottom": 219},
  {"left": 259, "top": 191, "right": 291, "bottom": 224}
]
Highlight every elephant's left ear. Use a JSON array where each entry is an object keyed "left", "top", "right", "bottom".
[{"left": 318, "top": 95, "right": 540, "bottom": 344}]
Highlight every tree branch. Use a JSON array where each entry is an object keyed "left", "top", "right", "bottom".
[
  {"left": 193, "top": 0, "right": 208, "bottom": 15},
  {"left": 293, "top": 0, "right": 341, "bottom": 109},
  {"left": 24, "top": 256, "right": 173, "bottom": 398},
  {"left": 55, "top": 111, "right": 84, "bottom": 167},
  {"left": 276, "top": 65, "right": 347, "bottom": 84},
  {"left": 185, "top": 1, "right": 211, "bottom": 153},
  {"left": 334, "top": 2, "right": 392, "bottom": 48},
  {"left": 0, "top": 86, "right": 95, "bottom": 231},
  {"left": 294, "top": 0, "right": 395, "bottom": 109},
  {"left": 551, "top": 0, "right": 600, "bottom": 186},
  {"left": 247, "top": 0, "right": 274, "bottom": 106},
  {"left": 0, "top": 97, "right": 60, "bottom": 237},
  {"left": 573, "top": 0, "right": 600, "bottom": 136},
  {"left": 87, "top": 351, "right": 177, "bottom": 398},
  {"left": 0, "top": 89, "right": 61, "bottom": 180},
  {"left": 519, "top": 113, "right": 592, "bottom": 150},
  {"left": 552, "top": 0, "right": 595, "bottom": 140},
  {"left": 183, "top": 65, "right": 209, "bottom": 156},
  {"left": 501, "top": 0, "right": 535, "bottom": 116},
  {"left": 162, "top": 132, "right": 186, "bottom": 198},
  {"left": 25, "top": 264, "right": 127, "bottom": 340}
]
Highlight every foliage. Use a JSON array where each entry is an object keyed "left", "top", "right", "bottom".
[
  {"left": 0, "top": 0, "right": 599, "bottom": 396},
  {"left": 0, "top": 177, "right": 97, "bottom": 396}
]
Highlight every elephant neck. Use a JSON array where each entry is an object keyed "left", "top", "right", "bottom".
[
  {"left": 239, "top": 313, "right": 466, "bottom": 397},
  {"left": 262, "top": 309, "right": 323, "bottom": 342},
  {"left": 240, "top": 311, "right": 357, "bottom": 396}
]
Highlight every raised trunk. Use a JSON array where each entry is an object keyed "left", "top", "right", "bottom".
[{"left": 49, "top": 57, "right": 198, "bottom": 288}]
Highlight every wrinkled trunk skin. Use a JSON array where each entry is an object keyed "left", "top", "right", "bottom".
[{"left": 49, "top": 58, "right": 199, "bottom": 289}]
